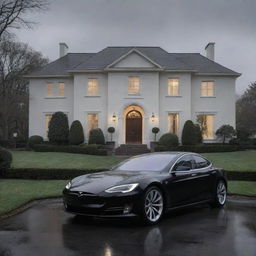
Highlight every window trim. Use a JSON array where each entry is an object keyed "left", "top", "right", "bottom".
[
  {"left": 200, "top": 80, "right": 215, "bottom": 97},
  {"left": 168, "top": 78, "right": 180, "bottom": 96},
  {"left": 168, "top": 112, "right": 180, "bottom": 135},
  {"left": 196, "top": 113, "right": 215, "bottom": 140},
  {"left": 45, "top": 82, "right": 66, "bottom": 98},
  {"left": 86, "top": 112, "right": 100, "bottom": 135},
  {"left": 87, "top": 78, "right": 100, "bottom": 96},
  {"left": 128, "top": 76, "right": 140, "bottom": 95}
]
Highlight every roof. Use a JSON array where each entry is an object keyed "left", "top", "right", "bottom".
[{"left": 28, "top": 46, "right": 240, "bottom": 77}]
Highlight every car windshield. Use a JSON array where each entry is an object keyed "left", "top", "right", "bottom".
[{"left": 113, "top": 154, "right": 177, "bottom": 172}]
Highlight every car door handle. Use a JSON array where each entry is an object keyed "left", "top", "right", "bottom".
[{"left": 191, "top": 173, "right": 197, "bottom": 177}]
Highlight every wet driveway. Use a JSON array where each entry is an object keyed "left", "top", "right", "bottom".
[{"left": 0, "top": 197, "right": 256, "bottom": 256}]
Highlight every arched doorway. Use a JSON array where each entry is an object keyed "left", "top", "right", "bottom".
[{"left": 126, "top": 109, "right": 142, "bottom": 144}]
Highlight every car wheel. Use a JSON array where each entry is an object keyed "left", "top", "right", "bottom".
[
  {"left": 212, "top": 180, "right": 227, "bottom": 207},
  {"left": 142, "top": 186, "right": 164, "bottom": 225}
]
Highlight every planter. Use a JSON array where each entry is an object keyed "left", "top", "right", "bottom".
[
  {"left": 105, "top": 141, "right": 115, "bottom": 150},
  {"left": 150, "top": 141, "right": 158, "bottom": 151}
]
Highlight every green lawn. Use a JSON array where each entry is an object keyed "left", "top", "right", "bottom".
[
  {"left": 11, "top": 151, "right": 124, "bottom": 170},
  {"left": 228, "top": 181, "right": 256, "bottom": 196},
  {"left": 0, "top": 179, "right": 255, "bottom": 216},
  {"left": 202, "top": 151, "right": 256, "bottom": 172},
  {"left": 0, "top": 179, "right": 68, "bottom": 215}
]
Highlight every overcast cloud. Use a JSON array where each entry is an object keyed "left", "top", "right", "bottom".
[{"left": 14, "top": 0, "right": 256, "bottom": 94}]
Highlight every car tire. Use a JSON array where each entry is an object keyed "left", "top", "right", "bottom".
[
  {"left": 211, "top": 180, "right": 227, "bottom": 208},
  {"left": 141, "top": 186, "right": 164, "bottom": 225}
]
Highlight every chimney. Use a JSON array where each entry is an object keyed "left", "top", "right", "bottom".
[
  {"left": 205, "top": 42, "right": 215, "bottom": 61},
  {"left": 59, "top": 42, "right": 68, "bottom": 58}
]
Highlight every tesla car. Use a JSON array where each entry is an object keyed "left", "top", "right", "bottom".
[{"left": 63, "top": 152, "right": 227, "bottom": 224}]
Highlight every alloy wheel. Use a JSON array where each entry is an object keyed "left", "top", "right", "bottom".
[
  {"left": 217, "top": 181, "right": 227, "bottom": 205},
  {"left": 144, "top": 188, "right": 163, "bottom": 222}
]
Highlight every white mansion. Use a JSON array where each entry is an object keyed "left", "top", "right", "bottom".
[{"left": 28, "top": 43, "right": 240, "bottom": 147}]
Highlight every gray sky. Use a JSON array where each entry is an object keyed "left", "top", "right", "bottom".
[{"left": 15, "top": 0, "right": 256, "bottom": 94}]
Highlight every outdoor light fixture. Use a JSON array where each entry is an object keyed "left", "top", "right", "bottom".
[
  {"left": 112, "top": 113, "right": 116, "bottom": 122},
  {"left": 151, "top": 113, "right": 155, "bottom": 122},
  {"left": 13, "top": 132, "right": 18, "bottom": 138}
]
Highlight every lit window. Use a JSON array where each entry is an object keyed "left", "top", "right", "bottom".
[
  {"left": 201, "top": 81, "right": 214, "bottom": 97},
  {"left": 168, "top": 113, "right": 179, "bottom": 135},
  {"left": 88, "top": 113, "right": 98, "bottom": 132},
  {"left": 197, "top": 114, "right": 214, "bottom": 139},
  {"left": 168, "top": 78, "right": 179, "bottom": 96},
  {"left": 128, "top": 77, "right": 140, "bottom": 95},
  {"left": 87, "top": 78, "right": 99, "bottom": 95},
  {"left": 47, "top": 83, "right": 53, "bottom": 97},
  {"left": 59, "top": 82, "right": 65, "bottom": 96},
  {"left": 45, "top": 114, "right": 53, "bottom": 135}
]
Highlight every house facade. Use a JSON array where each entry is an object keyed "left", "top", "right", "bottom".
[{"left": 28, "top": 43, "right": 240, "bottom": 147}]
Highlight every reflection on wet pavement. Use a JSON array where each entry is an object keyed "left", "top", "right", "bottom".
[{"left": 0, "top": 197, "right": 255, "bottom": 256}]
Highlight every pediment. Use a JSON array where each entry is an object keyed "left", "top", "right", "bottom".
[{"left": 107, "top": 49, "right": 162, "bottom": 69}]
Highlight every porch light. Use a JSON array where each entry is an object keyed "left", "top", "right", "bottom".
[
  {"left": 13, "top": 132, "right": 18, "bottom": 138},
  {"left": 151, "top": 113, "right": 155, "bottom": 122},
  {"left": 112, "top": 113, "right": 116, "bottom": 122}
]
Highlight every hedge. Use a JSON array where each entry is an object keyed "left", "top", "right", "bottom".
[
  {"left": 4, "top": 168, "right": 107, "bottom": 180},
  {"left": 4, "top": 168, "right": 256, "bottom": 181},
  {"left": 32, "top": 144, "right": 107, "bottom": 156},
  {"left": 155, "top": 144, "right": 239, "bottom": 153}
]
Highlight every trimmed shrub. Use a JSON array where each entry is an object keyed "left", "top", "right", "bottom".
[
  {"left": 0, "top": 148, "right": 12, "bottom": 174},
  {"left": 194, "top": 124, "right": 203, "bottom": 144},
  {"left": 32, "top": 144, "right": 107, "bottom": 156},
  {"left": 48, "top": 112, "right": 69, "bottom": 144},
  {"left": 107, "top": 127, "right": 115, "bottom": 142},
  {"left": 69, "top": 120, "right": 84, "bottom": 145},
  {"left": 88, "top": 128, "right": 105, "bottom": 145},
  {"left": 182, "top": 120, "right": 196, "bottom": 145},
  {"left": 152, "top": 127, "right": 160, "bottom": 142},
  {"left": 28, "top": 135, "right": 44, "bottom": 148},
  {"left": 216, "top": 125, "right": 236, "bottom": 144},
  {"left": 159, "top": 133, "right": 179, "bottom": 148}
]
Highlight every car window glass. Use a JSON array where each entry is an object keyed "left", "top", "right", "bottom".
[
  {"left": 174, "top": 155, "right": 193, "bottom": 171},
  {"left": 194, "top": 155, "right": 210, "bottom": 169}
]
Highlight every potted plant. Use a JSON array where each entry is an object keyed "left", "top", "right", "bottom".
[
  {"left": 150, "top": 127, "right": 160, "bottom": 150},
  {"left": 106, "top": 127, "right": 115, "bottom": 149}
]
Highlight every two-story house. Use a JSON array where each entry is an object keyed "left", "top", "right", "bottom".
[{"left": 27, "top": 43, "right": 240, "bottom": 148}]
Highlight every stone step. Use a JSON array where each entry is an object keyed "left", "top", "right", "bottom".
[{"left": 115, "top": 144, "right": 150, "bottom": 156}]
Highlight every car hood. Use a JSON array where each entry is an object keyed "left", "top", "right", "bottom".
[{"left": 69, "top": 170, "right": 155, "bottom": 194}]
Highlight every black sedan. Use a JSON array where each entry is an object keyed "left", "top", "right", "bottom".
[{"left": 63, "top": 152, "right": 227, "bottom": 224}]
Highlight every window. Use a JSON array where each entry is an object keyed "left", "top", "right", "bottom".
[
  {"left": 59, "top": 82, "right": 65, "bottom": 96},
  {"left": 193, "top": 155, "right": 210, "bottom": 169},
  {"left": 45, "top": 114, "right": 53, "bottom": 135},
  {"left": 87, "top": 113, "right": 98, "bottom": 132},
  {"left": 168, "top": 78, "right": 179, "bottom": 96},
  {"left": 128, "top": 77, "right": 140, "bottom": 95},
  {"left": 173, "top": 155, "right": 194, "bottom": 171},
  {"left": 47, "top": 83, "right": 53, "bottom": 97},
  {"left": 87, "top": 78, "right": 99, "bottom": 96},
  {"left": 197, "top": 114, "right": 214, "bottom": 139},
  {"left": 168, "top": 113, "right": 179, "bottom": 135},
  {"left": 201, "top": 81, "right": 214, "bottom": 97}
]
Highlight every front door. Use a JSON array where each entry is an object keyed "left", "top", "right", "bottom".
[{"left": 126, "top": 110, "right": 142, "bottom": 144}]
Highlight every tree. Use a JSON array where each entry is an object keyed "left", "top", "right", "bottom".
[
  {"left": 181, "top": 120, "right": 196, "bottom": 145},
  {"left": 236, "top": 82, "right": 256, "bottom": 135},
  {"left": 152, "top": 127, "right": 160, "bottom": 142},
  {"left": 216, "top": 125, "right": 236, "bottom": 144},
  {"left": 69, "top": 120, "right": 84, "bottom": 145},
  {"left": 48, "top": 112, "right": 69, "bottom": 144},
  {"left": 0, "top": 39, "right": 48, "bottom": 140},
  {"left": 0, "top": 0, "right": 49, "bottom": 40}
]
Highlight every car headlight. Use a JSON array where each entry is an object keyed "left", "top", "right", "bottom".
[
  {"left": 65, "top": 182, "right": 71, "bottom": 190},
  {"left": 105, "top": 183, "right": 139, "bottom": 193}
]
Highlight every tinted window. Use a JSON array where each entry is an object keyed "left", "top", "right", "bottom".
[
  {"left": 194, "top": 155, "right": 210, "bottom": 169},
  {"left": 114, "top": 154, "right": 176, "bottom": 172},
  {"left": 173, "top": 155, "right": 194, "bottom": 171}
]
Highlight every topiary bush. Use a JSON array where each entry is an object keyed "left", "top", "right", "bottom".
[
  {"left": 158, "top": 133, "right": 179, "bottom": 148},
  {"left": 69, "top": 120, "right": 84, "bottom": 145},
  {"left": 182, "top": 120, "right": 196, "bottom": 145},
  {"left": 194, "top": 124, "right": 203, "bottom": 144},
  {"left": 107, "top": 127, "right": 115, "bottom": 142},
  {"left": 152, "top": 127, "right": 160, "bottom": 142},
  {"left": 88, "top": 128, "right": 105, "bottom": 145},
  {"left": 48, "top": 112, "right": 69, "bottom": 144},
  {"left": 0, "top": 148, "right": 12, "bottom": 175},
  {"left": 28, "top": 135, "right": 44, "bottom": 148}
]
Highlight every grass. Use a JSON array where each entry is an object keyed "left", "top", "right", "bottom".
[
  {"left": 228, "top": 181, "right": 256, "bottom": 196},
  {"left": 0, "top": 179, "right": 255, "bottom": 216},
  {"left": 11, "top": 151, "right": 124, "bottom": 170},
  {"left": 202, "top": 151, "right": 256, "bottom": 172},
  {"left": 0, "top": 179, "right": 68, "bottom": 215}
]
